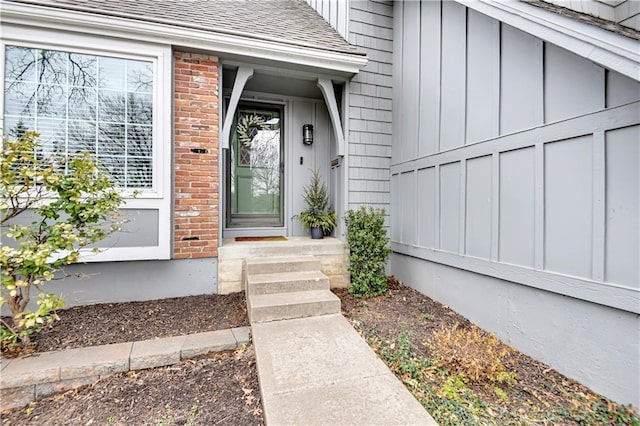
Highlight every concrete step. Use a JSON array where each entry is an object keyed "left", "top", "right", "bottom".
[
  {"left": 248, "top": 290, "right": 341, "bottom": 323},
  {"left": 245, "top": 256, "right": 320, "bottom": 275},
  {"left": 247, "top": 270, "right": 330, "bottom": 295}
]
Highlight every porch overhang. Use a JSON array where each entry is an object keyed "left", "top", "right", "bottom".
[{"left": 1, "top": 1, "right": 369, "bottom": 75}]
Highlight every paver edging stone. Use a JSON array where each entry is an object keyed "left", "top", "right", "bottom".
[{"left": 0, "top": 326, "right": 251, "bottom": 411}]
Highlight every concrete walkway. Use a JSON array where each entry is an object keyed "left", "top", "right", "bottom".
[{"left": 252, "top": 314, "right": 437, "bottom": 425}]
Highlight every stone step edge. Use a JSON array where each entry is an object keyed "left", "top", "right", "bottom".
[
  {"left": 0, "top": 326, "right": 251, "bottom": 411},
  {"left": 247, "top": 270, "right": 329, "bottom": 285}
]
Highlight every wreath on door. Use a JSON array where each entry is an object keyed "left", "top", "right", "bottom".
[{"left": 236, "top": 114, "right": 269, "bottom": 147}]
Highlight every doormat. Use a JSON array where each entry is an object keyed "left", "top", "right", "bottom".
[{"left": 235, "top": 236, "right": 288, "bottom": 242}]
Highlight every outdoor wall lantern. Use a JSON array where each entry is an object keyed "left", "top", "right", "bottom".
[{"left": 302, "top": 124, "right": 314, "bottom": 145}]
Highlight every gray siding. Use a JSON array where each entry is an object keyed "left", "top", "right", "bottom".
[
  {"left": 392, "top": 0, "right": 640, "bottom": 406},
  {"left": 347, "top": 0, "right": 393, "bottom": 216},
  {"left": 0, "top": 258, "right": 217, "bottom": 313},
  {"left": 305, "top": 0, "right": 394, "bottom": 217},
  {"left": 304, "top": 0, "right": 349, "bottom": 37}
]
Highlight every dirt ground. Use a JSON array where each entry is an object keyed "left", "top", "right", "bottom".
[
  {"left": 2, "top": 283, "right": 638, "bottom": 425},
  {"left": 1, "top": 293, "right": 263, "bottom": 426},
  {"left": 335, "top": 277, "right": 640, "bottom": 426},
  {"left": 3, "top": 292, "right": 249, "bottom": 357}
]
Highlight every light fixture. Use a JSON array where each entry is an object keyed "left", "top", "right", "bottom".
[{"left": 302, "top": 124, "right": 314, "bottom": 145}]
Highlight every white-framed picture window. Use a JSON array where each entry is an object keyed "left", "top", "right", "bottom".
[
  {"left": 1, "top": 26, "right": 172, "bottom": 261},
  {"left": 4, "top": 46, "right": 154, "bottom": 189}
]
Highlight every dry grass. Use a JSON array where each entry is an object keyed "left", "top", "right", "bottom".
[{"left": 427, "top": 322, "right": 516, "bottom": 384}]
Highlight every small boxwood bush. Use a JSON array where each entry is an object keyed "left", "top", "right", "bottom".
[{"left": 345, "top": 206, "right": 390, "bottom": 298}]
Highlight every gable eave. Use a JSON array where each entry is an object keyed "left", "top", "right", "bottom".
[
  {"left": 457, "top": 0, "right": 640, "bottom": 81},
  {"left": 0, "top": 1, "right": 368, "bottom": 75}
]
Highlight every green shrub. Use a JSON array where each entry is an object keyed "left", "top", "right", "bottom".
[
  {"left": 345, "top": 206, "right": 390, "bottom": 298},
  {"left": 1, "top": 132, "right": 125, "bottom": 350}
]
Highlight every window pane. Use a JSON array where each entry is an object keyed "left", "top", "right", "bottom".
[
  {"left": 4, "top": 81, "right": 35, "bottom": 116},
  {"left": 127, "top": 125, "right": 152, "bottom": 157},
  {"left": 4, "top": 46, "right": 154, "bottom": 189},
  {"left": 98, "top": 123, "right": 125, "bottom": 156},
  {"left": 127, "top": 157, "right": 152, "bottom": 188},
  {"left": 68, "top": 121, "right": 96, "bottom": 154},
  {"left": 69, "top": 53, "right": 97, "bottom": 87},
  {"left": 98, "top": 91, "right": 125, "bottom": 122},
  {"left": 37, "top": 84, "right": 66, "bottom": 117},
  {"left": 37, "top": 50, "right": 67, "bottom": 85},
  {"left": 36, "top": 118, "right": 65, "bottom": 154},
  {"left": 99, "top": 57, "right": 125, "bottom": 90},
  {"left": 127, "top": 93, "right": 152, "bottom": 124},
  {"left": 5, "top": 46, "right": 37, "bottom": 82},
  {"left": 69, "top": 87, "right": 96, "bottom": 120},
  {"left": 3, "top": 117, "right": 34, "bottom": 138},
  {"left": 127, "top": 60, "right": 152, "bottom": 92},
  {"left": 98, "top": 155, "right": 125, "bottom": 186}
]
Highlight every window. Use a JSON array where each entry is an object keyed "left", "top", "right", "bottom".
[
  {"left": 1, "top": 26, "right": 172, "bottom": 261},
  {"left": 4, "top": 46, "right": 153, "bottom": 188}
]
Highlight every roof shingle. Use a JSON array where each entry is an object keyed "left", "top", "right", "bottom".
[{"left": 4, "top": 0, "right": 364, "bottom": 55}]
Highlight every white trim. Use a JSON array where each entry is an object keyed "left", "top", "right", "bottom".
[
  {"left": 1, "top": 26, "right": 172, "bottom": 261},
  {"left": 221, "top": 67, "right": 253, "bottom": 150},
  {"left": 458, "top": 0, "right": 640, "bottom": 81},
  {"left": 1, "top": 2, "right": 367, "bottom": 75},
  {"left": 317, "top": 78, "right": 346, "bottom": 156}
]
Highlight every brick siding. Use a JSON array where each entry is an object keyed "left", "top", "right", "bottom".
[{"left": 173, "top": 52, "right": 219, "bottom": 259}]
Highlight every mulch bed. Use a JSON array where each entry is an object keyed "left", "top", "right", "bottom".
[
  {"left": 2, "top": 292, "right": 249, "bottom": 357},
  {"left": 2, "top": 347, "right": 263, "bottom": 426},
  {"left": 334, "top": 277, "right": 640, "bottom": 426},
  {"left": 1, "top": 293, "right": 263, "bottom": 425}
]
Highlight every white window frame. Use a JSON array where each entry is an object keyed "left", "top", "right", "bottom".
[{"left": 1, "top": 24, "right": 172, "bottom": 261}]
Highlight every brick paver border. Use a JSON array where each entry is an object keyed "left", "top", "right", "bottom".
[{"left": 0, "top": 327, "right": 250, "bottom": 411}]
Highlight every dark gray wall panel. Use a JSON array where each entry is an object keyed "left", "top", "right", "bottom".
[
  {"left": 465, "top": 155, "right": 492, "bottom": 259},
  {"left": 400, "top": 0, "right": 420, "bottom": 162},
  {"left": 418, "top": 167, "right": 436, "bottom": 248},
  {"left": 544, "top": 136, "right": 594, "bottom": 278},
  {"left": 418, "top": 0, "right": 441, "bottom": 156},
  {"left": 499, "top": 147, "right": 535, "bottom": 267},
  {"left": 544, "top": 45, "right": 605, "bottom": 123},
  {"left": 500, "top": 25, "right": 543, "bottom": 135},
  {"left": 439, "top": 161, "right": 460, "bottom": 253},
  {"left": 400, "top": 171, "right": 416, "bottom": 244},
  {"left": 605, "top": 125, "right": 640, "bottom": 287},
  {"left": 466, "top": 10, "right": 500, "bottom": 144},
  {"left": 606, "top": 70, "right": 640, "bottom": 107},
  {"left": 439, "top": 1, "right": 467, "bottom": 151}
]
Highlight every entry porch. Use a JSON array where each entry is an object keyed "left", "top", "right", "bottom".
[{"left": 217, "top": 237, "right": 349, "bottom": 294}]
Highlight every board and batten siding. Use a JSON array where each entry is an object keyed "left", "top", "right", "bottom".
[{"left": 391, "top": 0, "right": 640, "bottom": 407}]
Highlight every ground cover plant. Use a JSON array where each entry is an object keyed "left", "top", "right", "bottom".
[{"left": 335, "top": 278, "right": 640, "bottom": 426}]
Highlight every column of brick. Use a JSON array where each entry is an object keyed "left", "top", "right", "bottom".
[{"left": 173, "top": 51, "right": 219, "bottom": 259}]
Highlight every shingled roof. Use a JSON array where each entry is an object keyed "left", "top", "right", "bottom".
[{"left": 4, "top": 0, "right": 364, "bottom": 55}]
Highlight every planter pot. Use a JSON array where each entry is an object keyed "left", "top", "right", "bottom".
[{"left": 310, "top": 226, "right": 324, "bottom": 239}]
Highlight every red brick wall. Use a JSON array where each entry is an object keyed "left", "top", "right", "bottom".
[{"left": 173, "top": 52, "right": 219, "bottom": 259}]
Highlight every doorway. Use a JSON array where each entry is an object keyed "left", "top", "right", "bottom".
[{"left": 226, "top": 102, "right": 284, "bottom": 228}]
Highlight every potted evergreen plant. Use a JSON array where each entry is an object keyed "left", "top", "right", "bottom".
[{"left": 296, "top": 169, "right": 336, "bottom": 239}]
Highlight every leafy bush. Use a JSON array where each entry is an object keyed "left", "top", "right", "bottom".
[
  {"left": 1, "top": 132, "right": 124, "bottom": 350},
  {"left": 426, "top": 322, "right": 516, "bottom": 384},
  {"left": 345, "top": 206, "right": 390, "bottom": 298}
]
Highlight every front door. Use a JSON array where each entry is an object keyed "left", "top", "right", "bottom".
[{"left": 226, "top": 102, "right": 284, "bottom": 228}]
